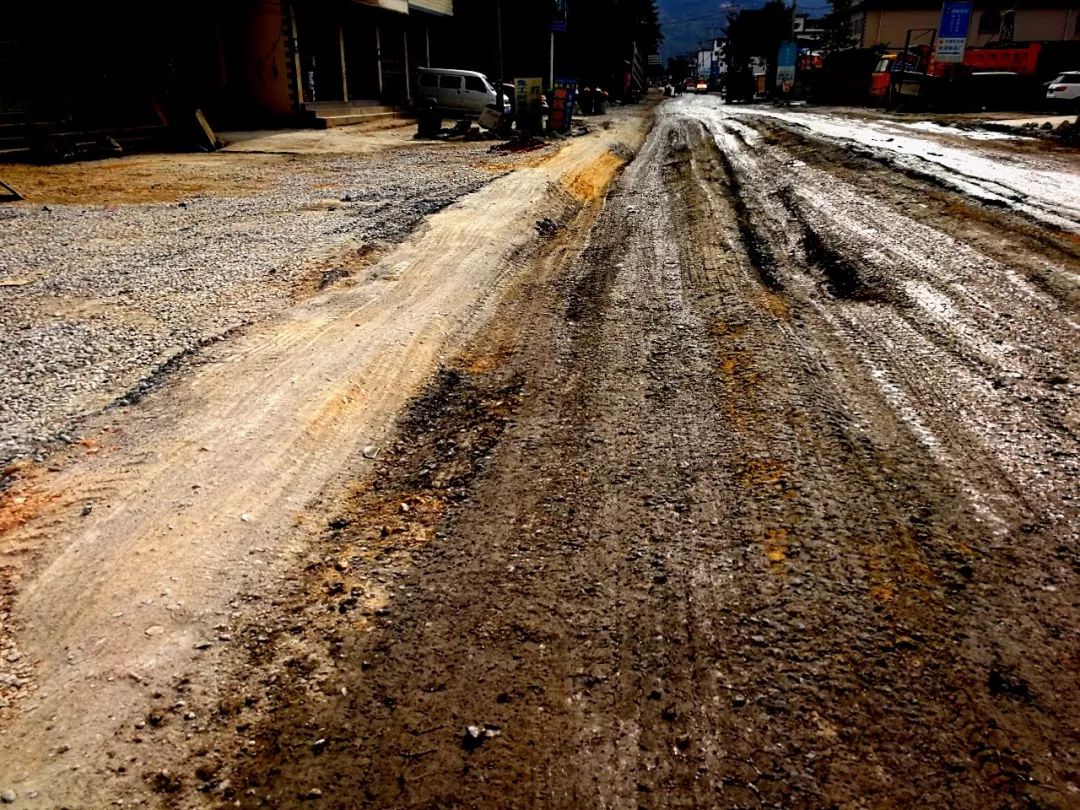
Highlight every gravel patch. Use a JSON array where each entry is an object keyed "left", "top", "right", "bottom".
[{"left": 0, "top": 142, "right": 545, "bottom": 467}]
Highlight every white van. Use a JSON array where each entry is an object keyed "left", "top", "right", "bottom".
[{"left": 417, "top": 68, "right": 505, "bottom": 118}]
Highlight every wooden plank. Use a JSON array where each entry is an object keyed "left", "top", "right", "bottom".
[
  {"left": 0, "top": 177, "right": 23, "bottom": 202},
  {"left": 194, "top": 109, "right": 219, "bottom": 151}
]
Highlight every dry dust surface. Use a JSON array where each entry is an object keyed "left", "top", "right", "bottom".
[
  {"left": 2, "top": 96, "right": 1079, "bottom": 809},
  {"left": 0, "top": 109, "right": 650, "bottom": 807}
]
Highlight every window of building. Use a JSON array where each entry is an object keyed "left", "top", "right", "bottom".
[{"left": 978, "top": 8, "right": 1001, "bottom": 34}]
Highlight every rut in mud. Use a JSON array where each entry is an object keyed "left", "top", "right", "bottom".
[{"left": 186, "top": 104, "right": 1080, "bottom": 809}]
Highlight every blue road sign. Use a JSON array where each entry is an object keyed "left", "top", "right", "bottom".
[{"left": 939, "top": 1, "right": 973, "bottom": 39}]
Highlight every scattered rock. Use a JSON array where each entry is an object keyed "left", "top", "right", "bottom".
[
  {"left": 151, "top": 770, "right": 182, "bottom": 793},
  {"left": 240, "top": 513, "right": 254, "bottom": 523},
  {"left": 300, "top": 788, "right": 323, "bottom": 800},
  {"left": 144, "top": 626, "right": 165, "bottom": 637},
  {"left": 462, "top": 724, "right": 501, "bottom": 750},
  {"left": 988, "top": 668, "right": 1033, "bottom": 701},
  {"left": 0, "top": 789, "right": 15, "bottom": 803},
  {"left": 535, "top": 217, "right": 558, "bottom": 237},
  {"left": 362, "top": 445, "right": 380, "bottom": 460}
]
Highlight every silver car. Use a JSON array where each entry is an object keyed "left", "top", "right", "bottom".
[{"left": 417, "top": 68, "right": 504, "bottom": 118}]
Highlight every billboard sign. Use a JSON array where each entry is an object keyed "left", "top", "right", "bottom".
[
  {"left": 550, "top": 0, "right": 568, "bottom": 32},
  {"left": 936, "top": 0, "right": 972, "bottom": 63},
  {"left": 776, "top": 41, "right": 797, "bottom": 88}
]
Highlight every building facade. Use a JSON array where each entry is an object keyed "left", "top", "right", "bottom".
[
  {"left": 0, "top": 0, "right": 456, "bottom": 137},
  {"left": 852, "top": 0, "right": 1080, "bottom": 51}
]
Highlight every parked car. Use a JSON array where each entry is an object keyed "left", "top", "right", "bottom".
[
  {"left": 1045, "top": 71, "right": 1080, "bottom": 110},
  {"left": 417, "top": 68, "right": 509, "bottom": 119},
  {"left": 695, "top": 80, "right": 709, "bottom": 94},
  {"left": 416, "top": 67, "right": 513, "bottom": 136}
]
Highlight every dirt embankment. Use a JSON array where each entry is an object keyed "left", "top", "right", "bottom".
[
  {"left": 0, "top": 107, "right": 652, "bottom": 807},
  {"left": 202, "top": 105, "right": 1078, "bottom": 808}
]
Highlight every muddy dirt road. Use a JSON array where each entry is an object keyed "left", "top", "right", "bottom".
[
  {"left": 1, "top": 97, "right": 1078, "bottom": 808},
  {"left": 0, "top": 110, "right": 646, "bottom": 807},
  {"left": 207, "top": 99, "right": 1079, "bottom": 808}
]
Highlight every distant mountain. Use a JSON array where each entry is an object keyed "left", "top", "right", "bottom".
[{"left": 657, "top": 0, "right": 746, "bottom": 60}]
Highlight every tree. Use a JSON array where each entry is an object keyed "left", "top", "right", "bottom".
[
  {"left": 724, "top": 0, "right": 792, "bottom": 96},
  {"left": 448, "top": 0, "right": 663, "bottom": 94},
  {"left": 822, "top": 0, "right": 858, "bottom": 54},
  {"left": 567, "top": 0, "right": 663, "bottom": 87}
]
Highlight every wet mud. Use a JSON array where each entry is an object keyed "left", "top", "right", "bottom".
[{"left": 187, "top": 105, "right": 1078, "bottom": 809}]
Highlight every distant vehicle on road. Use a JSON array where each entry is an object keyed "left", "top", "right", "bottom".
[
  {"left": 695, "top": 80, "right": 709, "bottom": 94},
  {"left": 1046, "top": 72, "right": 1080, "bottom": 110}
]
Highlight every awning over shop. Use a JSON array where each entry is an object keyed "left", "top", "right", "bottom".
[
  {"left": 408, "top": 0, "right": 453, "bottom": 15},
  {"left": 354, "top": 0, "right": 410, "bottom": 14}
]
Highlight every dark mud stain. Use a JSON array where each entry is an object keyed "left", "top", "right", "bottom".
[
  {"left": 221, "top": 362, "right": 526, "bottom": 801},
  {"left": 332, "top": 365, "right": 524, "bottom": 535},
  {"left": 318, "top": 268, "right": 351, "bottom": 289},
  {"left": 713, "top": 147, "right": 784, "bottom": 291},
  {"left": 777, "top": 187, "right": 889, "bottom": 302},
  {"left": 565, "top": 240, "right": 624, "bottom": 324},
  {"left": 987, "top": 667, "right": 1034, "bottom": 702}
]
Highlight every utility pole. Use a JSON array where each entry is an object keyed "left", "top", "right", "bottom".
[
  {"left": 495, "top": 0, "right": 505, "bottom": 110},
  {"left": 550, "top": 32, "right": 555, "bottom": 91},
  {"left": 550, "top": 0, "right": 567, "bottom": 91}
]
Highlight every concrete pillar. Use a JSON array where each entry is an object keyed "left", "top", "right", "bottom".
[
  {"left": 376, "top": 23, "right": 384, "bottom": 97},
  {"left": 338, "top": 22, "right": 349, "bottom": 101},
  {"left": 287, "top": 1, "right": 305, "bottom": 108},
  {"left": 404, "top": 28, "right": 412, "bottom": 104}
]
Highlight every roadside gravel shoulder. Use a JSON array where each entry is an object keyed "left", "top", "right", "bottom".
[{"left": 0, "top": 133, "right": 550, "bottom": 467}]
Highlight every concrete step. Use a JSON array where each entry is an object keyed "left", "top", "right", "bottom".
[
  {"left": 315, "top": 109, "right": 410, "bottom": 129},
  {"left": 308, "top": 106, "right": 397, "bottom": 119},
  {"left": 304, "top": 99, "right": 385, "bottom": 111}
]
